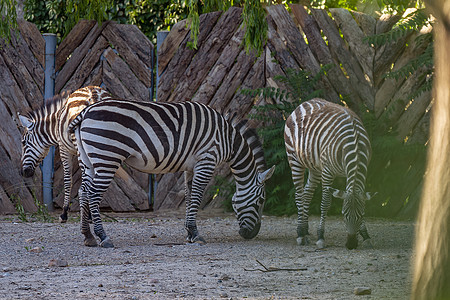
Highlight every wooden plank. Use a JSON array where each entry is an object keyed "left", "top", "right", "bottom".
[
  {"left": 208, "top": 48, "right": 257, "bottom": 112},
  {"left": 394, "top": 90, "right": 432, "bottom": 140},
  {"left": 59, "top": 35, "right": 109, "bottom": 93},
  {"left": 266, "top": 5, "right": 320, "bottom": 75},
  {"left": 374, "top": 31, "right": 430, "bottom": 116},
  {"left": 223, "top": 47, "right": 265, "bottom": 118},
  {"left": 0, "top": 54, "right": 35, "bottom": 113},
  {"left": 408, "top": 110, "right": 430, "bottom": 145},
  {"left": 310, "top": 8, "right": 375, "bottom": 110},
  {"left": 102, "top": 58, "right": 135, "bottom": 100},
  {"left": 376, "top": 14, "right": 402, "bottom": 34},
  {"left": 158, "top": 19, "right": 189, "bottom": 76},
  {"left": 81, "top": 59, "right": 103, "bottom": 87},
  {"left": 380, "top": 67, "right": 428, "bottom": 127},
  {"left": 0, "top": 144, "right": 37, "bottom": 213},
  {"left": 56, "top": 20, "right": 96, "bottom": 71},
  {"left": 102, "top": 23, "right": 151, "bottom": 87},
  {"left": 114, "top": 23, "right": 154, "bottom": 69},
  {"left": 351, "top": 11, "right": 376, "bottom": 36},
  {"left": 154, "top": 172, "right": 185, "bottom": 211},
  {"left": 114, "top": 167, "right": 149, "bottom": 211},
  {"left": 102, "top": 180, "right": 136, "bottom": 212},
  {"left": 0, "top": 41, "right": 43, "bottom": 110},
  {"left": 290, "top": 5, "right": 356, "bottom": 106},
  {"left": 55, "top": 21, "right": 109, "bottom": 93},
  {"left": 157, "top": 11, "right": 222, "bottom": 102},
  {"left": 17, "top": 20, "right": 45, "bottom": 67},
  {"left": 266, "top": 15, "right": 300, "bottom": 72},
  {"left": 13, "top": 21, "right": 44, "bottom": 91},
  {"left": 0, "top": 186, "right": 16, "bottom": 214},
  {"left": 166, "top": 7, "right": 243, "bottom": 103},
  {"left": 191, "top": 24, "right": 246, "bottom": 104},
  {"left": 103, "top": 47, "right": 149, "bottom": 102},
  {"left": 330, "top": 8, "right": 375, "bottom": 89}
]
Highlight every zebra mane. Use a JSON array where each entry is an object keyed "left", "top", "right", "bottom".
[
  {"left": 27, "top": 90, "right": 72, "bottom": 119},
  {"left": 233, "top": 119, "right": 266, "bottom": 172}
]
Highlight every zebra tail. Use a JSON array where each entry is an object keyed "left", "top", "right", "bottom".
[{"left": 68, "top": 111, "right": 85, "bottom": 133}]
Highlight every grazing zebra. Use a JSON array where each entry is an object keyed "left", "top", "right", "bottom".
[
  {"left": 69, "top": 99, "right": 275, "bottom": 248},
  {"left": 284, "top": 98, "right": 376, "bottom": 250},
  {"left": 18, "top": 86, "right": 113, "bottom": 222}
]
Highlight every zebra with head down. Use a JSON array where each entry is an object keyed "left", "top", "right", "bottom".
[
  {"left": 69, "top": 99, "right": 275, "bottom": 248},
  {"left": 284, "top": 98, "right": 376, "bottom": 250},
  {"left": 18, "top": 86, "right": 112, "bottom": 222}
]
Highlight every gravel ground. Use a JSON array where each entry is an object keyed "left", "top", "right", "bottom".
[{"left": 0, "top": 209, "right": 414, "bottom": 299}]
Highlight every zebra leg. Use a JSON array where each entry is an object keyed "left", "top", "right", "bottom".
[
  {"left": 59, "top": 149, "right": 72, "bottom": 223},
  {"left": 79, "top": 181, "right": 97, "bottom": 247},
  {"left": 185, "top": 162, "right": 215, "bottom": 244},
  {"left": 288, "top": 158, "right": 309, "bottom": 245},
  {"left": 297, "top": 171, "right": 320, "bottom": 246},
  {"left": 88, "top": 173, "right": 116, "bottom": 248},
  {"left": 317, "top": 174, "right": 334, "bottom": 249},
  {"left": 359, "top": 220, "right": 373, "bottom": 248}
]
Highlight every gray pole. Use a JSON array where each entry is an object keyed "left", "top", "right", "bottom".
[
  {"left": 149, "top": 30, "right": 169, "bottom": 209},
  {"left": 42, "top": 33, "right": 57, "bottom": 211}
]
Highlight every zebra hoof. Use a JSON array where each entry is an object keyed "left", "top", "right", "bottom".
[
  {"left": 99, "top": 237, "right": 114, "bottom": 248},
  {"left": 187, "top": 235, "right": 207, "bottom": 245},
  {"left": 296, "top": 236, "right": 309, "bottom": 246},
  {"left": 316, "top": 239, "right": 325, "bottom": 249},
  {"left": 84, "top": 237, "right": 98, "bottom": 247},
  {"left": 59, "top": 216, "right": 67, "bottom": 223}
]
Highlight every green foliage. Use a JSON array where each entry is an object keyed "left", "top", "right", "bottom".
[
  {"left": 242, "top": 0, "right": 266, "bottom": 56},
  {"left": 0, "top": 0, "right": 18, "bottom": 43},
  {"left": 23, "top": 0, "right": 188, "bottom": 45},
  {"left": 241, "top": 67, "right": 329, "bottom": 215},
  {"left": 361, "top": 110, "right": 427, "bottom": 218},
  {"left": 12, "top": 194, "right": 28, "bottom": 222}
]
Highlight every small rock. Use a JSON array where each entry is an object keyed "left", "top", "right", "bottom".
[
  {"left": 150, "top": 234, "right": 157, "bottom": 238},
  {"left": 48, "top": 259, "right": 68, "bottom": 267},
  {"left": 25, "top": 238, "right": 35, "bottom": 243},
  {"left": 98, "top": 284, "right": 103, "bottom": 287},
  {"left": 354, "top": 287, "right": 372, "bottom": 295},
  {"left": 29, "top": 247, "right": 43, "bottom": 253}
]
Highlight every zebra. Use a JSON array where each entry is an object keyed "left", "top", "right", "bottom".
[
  {"left": 68, "top": 99, "right": 275, "bottom": 248},
  {"left": 284, "top": 98, "right": 376, "bottom": 250},
  {"left": 18, "top": 86, "right": 113, "bottom": 222}
]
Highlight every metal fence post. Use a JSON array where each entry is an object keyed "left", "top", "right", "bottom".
[
  {"left": 149, "top": 30, "right": 169, "bottom": 209},
  {"left": 42, "top": 33, "right": 57, "bottom": 211}
]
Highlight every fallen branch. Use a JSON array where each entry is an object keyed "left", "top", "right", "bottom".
[{"left": 244, "top": 259, "right": 307, "bottom": 272}]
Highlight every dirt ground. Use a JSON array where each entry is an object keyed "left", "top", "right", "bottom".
[{"left": 0, "top": 209, "right": 414, "bottom": 299}]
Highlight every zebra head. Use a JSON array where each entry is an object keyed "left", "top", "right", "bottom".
[
  {"left": 233, "top": 166, "right": 275, "bottom": 240},
  {"left": 18, "top": 113, "right": 53, "bottom": 178},
  {"left": 328, "top": 187, "right": 376, "bottom": 249}
]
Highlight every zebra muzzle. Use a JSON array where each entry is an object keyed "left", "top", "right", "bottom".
[
  {"left": 346, "top": 234, "right": 358, "bottom": 250},
  {"left": 239, "top": 222, "right": 261, "bottom": 240},
  {"left": 21, "top": 167, "right": 35, "bottom": 178}
]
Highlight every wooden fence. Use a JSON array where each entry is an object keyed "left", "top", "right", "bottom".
[
  {"left": 0, "top": 19, "right": 154, "bottom": 213},
  {"left": 0, "top": 5, "right": 430, "bottom": 217}
]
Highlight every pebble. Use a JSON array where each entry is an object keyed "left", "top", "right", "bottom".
[
  {"left": 29, "top": 247, "right": 43, "bottom": 253},
  {"left": 48, "top": 259, "right": 68, "bottom": 267},
  {"left": 354, "top": 287, "right": 372, "bottom": 295}
]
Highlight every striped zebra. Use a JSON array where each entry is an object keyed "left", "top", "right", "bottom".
[
  {"left": 18, "top": 86, "right": 112, "bottom": 222},
  {"left": 284, "top": 98, "right": 376, "bottom": 250},
  {"left": 69, "top": 99, "right": 275, "bottom": 248}
]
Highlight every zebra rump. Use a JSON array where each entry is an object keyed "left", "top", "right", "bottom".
[
  {"left": 284, "top": 98, "right": 376, "bottom": 250},
  {"left": 69, "top": 99, "right": 275, "bottom": 248}
]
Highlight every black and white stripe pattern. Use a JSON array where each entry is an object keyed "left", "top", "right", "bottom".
[
  {"left": 19, "top": 86, "right": 112, "bottom": 222},
  {"left": 69, "top": 99, "right": 274, "bottom": 248},
  {"left": 284, "top": 98, "right": 375, "bottom": 249}
]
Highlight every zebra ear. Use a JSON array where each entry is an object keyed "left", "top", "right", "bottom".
[
  {"left": 363, "top": 192, "right": 377, "bottom": 201},
  {"left": 18, "top": 114, "right": 34, "bottom": 129},
  {"left": 258, "top": 165, "right": 275, "bottom": 184},
  {"left": 328, "top": 187, "right": 346, "bottom": 199}
]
